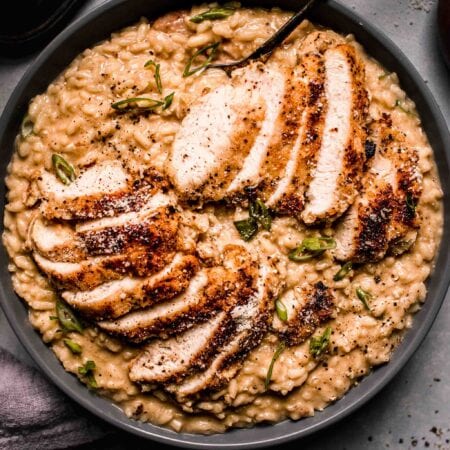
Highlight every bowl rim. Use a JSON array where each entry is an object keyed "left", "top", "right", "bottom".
[{"left": 0, "top": 0, "right": 449, "bottom": 448}]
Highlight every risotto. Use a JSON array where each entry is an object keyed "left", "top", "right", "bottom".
[{"left": 2, "top": 3, "right": 443, "bottom": 434}]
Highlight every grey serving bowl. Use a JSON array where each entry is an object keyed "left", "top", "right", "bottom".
[{"left": 0, "top": 0, "right": 449, "bottom": 448}]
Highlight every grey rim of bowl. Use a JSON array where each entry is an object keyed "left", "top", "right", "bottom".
[{"left": 0, "top": 0, "right": 449, "bottom": 448}]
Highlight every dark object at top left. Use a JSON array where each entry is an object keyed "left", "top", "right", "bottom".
[{"left": 0, "top": 0, "right": 85, "bottom": 57}]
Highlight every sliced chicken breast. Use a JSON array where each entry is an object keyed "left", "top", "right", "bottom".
[
  {"left": 266, "top": 53, "right": 326, "bottom": 215},
  {"left": 29, "top": 217, "right": 85, "bottom": 263},
  {"left": 75, "top": 191, "right": 174, "bottom": 233},
  {"left": 334, "top": 158, "right": 394, "bottom": 262},
  {"left": 98, "top": 245, "right": 259, "bottom": 343},
  {"left": 301, "top": 44, "right": 368, "bottom": 224},
  {"left": 39, "top": 162, "right": 167, "bottom": 220},
  {"left": 77, "top": 206, "right": 178, "bottom": 257},
  {"left": 97, "top": 270, "right": 215, "bottom": 342},
  {"left": 168, "top": 81, "right": 265, "bottom": 202},
  {"left": 273, "top": 281, "right": 334, "bottom": 346},
  {"left": 167, "top": 263, "right": 276, "bottom": 400},
  {"left": 129, "top": 311, "right": 234, "bottom": 385},
  {"left": 33, "top": 247, "right": 175, "bottom": 291},
  {"left": 226, "top": 66, "right": 287, "bottom": 197},
  {"left": 61, "top": 254, "right": 199, "bottom": 320},
  {"left": 31, "top": 197, "right": 177, "bottom": 262},
  {"left": 335, "top": 116, "right": 422, "bottom": 262},
  {"left": 297, "top": 30, "right": 345, "bottom": 56}
]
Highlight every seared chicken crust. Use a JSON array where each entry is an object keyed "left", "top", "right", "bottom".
[
  {"left": 273, "top": 281, "right": 335, "bottom": 346},
  {"left": 335, "top": 115, "right": 422, "bottom": 262}
]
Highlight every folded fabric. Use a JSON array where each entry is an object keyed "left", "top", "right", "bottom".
[{"left": 0, "top": 348, "right": 110, "bottom": 450}]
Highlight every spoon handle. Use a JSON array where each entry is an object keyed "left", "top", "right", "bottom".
[{"left": 209, "top": 0, "right": 323, "bottom": 75}]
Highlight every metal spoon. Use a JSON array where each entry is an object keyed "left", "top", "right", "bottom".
[{"left": 208, "top": 0, "right": 323, "bottom": 76}]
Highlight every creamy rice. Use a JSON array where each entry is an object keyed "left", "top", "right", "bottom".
[{"left": 2, "top": 3, "right": 443, "bottom": 434}]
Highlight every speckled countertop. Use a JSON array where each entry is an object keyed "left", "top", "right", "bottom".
[{"left": 0, "top": 0, "right": 449, "bottom": 449}]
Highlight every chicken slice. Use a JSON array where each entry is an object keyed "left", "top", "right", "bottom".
[
  {"left": 28, "top": 217, "right": 86, "bottom": 263},
  {"left": 334, "top": 160, "right": 394, "bottom": 262},
  {"left": 75, "top": 191, "right": 174, "bottom": 233},
  {"left": 129, "top": 311, "right": 234, "bottom": 385},
  {"left": 168, "top": 81, "right": 265, "bottom": 202},
  {"left": 98, "top": 245, "right": 259, "bottom": 342},
  {"left": 77, "top": 206, "right": 178, "bottom": 257},
  {"left": 39, "top": 161, "right": 167, "bottom": 220},
  {"left": 298, "top": 30, "right": 345, "bottom": 56},
  {"left": 335, "top": 116, "right": 422, "bottom": 262},
  {"left": 167, "top": 263, "right": 276, "bottom": 400},
  {"left": 302, "top": 44, "right": 368, "bottom": 224},
  {"left": 30, "top": 194, "right": 177, "bottom": 262},
  {"left": 226, "top": 66, "right": 287, "bottom": 197},
  {"left": 61, "top": 254, "right": 199, "bottom": 320},
  {"left": 33, "top": 247, "right": 175, "bottom": 291},
  {"left": 266, "top": 53, "right": 327, "bottom": 215},
  {"left": 97, "top": 270, "right": 217, "bottom": 342},
  {"left": 273, "top": 281, "right": 334, "bottom": 346}
]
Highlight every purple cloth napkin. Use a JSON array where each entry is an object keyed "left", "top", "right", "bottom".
[{"left": 0, "top": 348, "right": 110, "bottom": 449}]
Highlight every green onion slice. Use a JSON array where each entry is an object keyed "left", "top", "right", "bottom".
[
  {"left": 111, "top": 97, "right": 164, "bottom": 111},
  {"left": 288, "top": 236, "right": 336, "bottom": 262},
  {"left": 162, "top": 92, "right": 175, "bottom": 110},
  {"left": 395, "top": 99, "right": 417, "bottom": 116},
  {"left": 309, "top": 326, "right": 332, "bottom": 358},
  {"left": 78, "top": 360, "right": 97, "bottom": 389},
  {"left": 333, "top": 262, "right": 353, "bottom": 281},
  {"left": 190, "top": 7, "right": 236, "bottom": 23},
  {"left": 264, "top": 341, "right": 286, "bottom": 390},
  {"left": 378, "top": 72, "right": 391, "bottom": 80},
  {"left": 63, "top": 338, "right": 82, "bottom": 355},
  {"left": 234, "top": 217, "right": 258, "bottom": 241},
  {"left": 56, "top": 300, "right": 83, "bottom": 333},
  {"left": 21, "top": 115, "right": 34, "bottom": 139},
  {"left": 390, "top": 239, "right": 414, "bottom": 256},
  {"left": 303, "top": 237, "right": 336, "bottom": 251},
  {"left": 183, "top": 42, "right": 220, "bottom": 78},
  {"left": 52, "top": 154, "right": 76, "bottom": 185},
  {"left": 356, "top": 287, "right": 372, "bottom": 311},
  {"left": 406, "top": 193, "right": 416, "bottom": 216},
  {"left": 144, "top": 60, "right": 163, "bottom": 94},
  {"left": 275, "top": 300, "right": 288, "bottom": 321},
  {"left": 249, "top": 198, "right": 271, "bottom": 231}
]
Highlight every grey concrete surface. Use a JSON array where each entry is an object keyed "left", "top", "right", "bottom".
[{"left": 0, "top": 0, "right": 449, "bottom": 449}]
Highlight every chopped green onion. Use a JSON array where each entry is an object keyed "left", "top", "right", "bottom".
[
  {"left": 20, "top": 115, "right": 34, "bottom": 139},
  {"left": 309, "top": 326, "right": 332, "bottom": 358},
  {"left": 288, "top": 237, "right": 336, "bottom": 262},
  {"left": 406, "top": 193, "right": 416, "bottom": 216},
  {"left": 378, "top": 72, "right": 391, "bottom": 80},
  {"left": 234, "top": 198, "right": 271, "bottom": 241},
  {"left": 264, "top": 341, "right": 286, "bottom": 390},
  {"left": 303, "top": 237, "right": 336, "bottom": 251},
  {"left": 356, "top": 287, "right": 372, "bottom": 311},
  {"left": 234, "top": 217, "right": 258, "bottom": 241},
  {"left": 144, "top": 60, "right": 163, "bottom": 94},
  {"left": 390, "top": 239, "right": 414, "bottom": 256},
  {"left": 52, "top": 154, "right": 76, "bottom": 185},
  {"left": 162, "top": 92, "right": 175, "bottom": 110},
  {"left": 275, "top": 300, "right": 288, "bottom": 321},
  {"left": 183, "top": 42, "right": 220, "bottom": 78},
  {"left": 333, "top": 262, "right": 353, "bottom": 281},
  {"left": 111, "top": 97, "right": 164, "bottom": 111},
  {"left": 190, "top": 7, "right": 236, "bottom": 23},
  {"left": 56, "top": 300, "right": 83, "bottom": 333},
  {"left": 63, "top": 338, "right": 82, "bottom": 355},
  {"left": 394, "top": 99, "right": 417, "bottom": 116},
  {"left": 250, "top": 198, "right": 271, "bottom": 231},
  {"left": 78, "top": 360, "right": 97, "bottom": 389}
]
